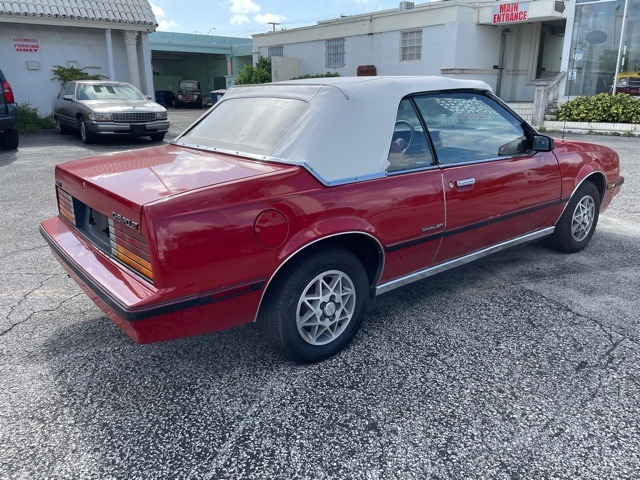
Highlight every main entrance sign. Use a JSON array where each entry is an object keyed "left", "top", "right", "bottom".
[{"left": 493, "top": 2, "right": 529, "bottom": 23}]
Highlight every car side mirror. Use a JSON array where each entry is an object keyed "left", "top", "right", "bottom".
[
  {"left": 532, "top": 134, "right": 555, "bottom": 152},
  {"left": 63, "top": 94, "right": 74, "bottom": 102},
  {"left": 146, "top": 95, "right": 152, "bottom": 100}
]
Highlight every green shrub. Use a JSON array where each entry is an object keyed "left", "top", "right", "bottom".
[
  {"left": 291, "top": 72, "right": 340, "bottom": 80},
  {"left": 17, "top": 103, "right": 55, "bottom": 133},
  {"left": 557, "top": 93, "right": 640, "bottom": 124}
]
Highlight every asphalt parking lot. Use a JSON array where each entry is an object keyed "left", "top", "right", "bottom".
[{"left": 1, "top": 112, "right": 639, "bottom": 479}]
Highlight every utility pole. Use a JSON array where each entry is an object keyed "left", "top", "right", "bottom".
[{"left": 267, "top": 22, "right": 280, "bottom": 32}]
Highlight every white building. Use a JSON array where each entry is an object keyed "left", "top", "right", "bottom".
[
  {"left": 253, "top": 0, "right": 568, "bottom": 107},
  {"left": 0, "top": 0, "right": 158, "bottom": 115}
]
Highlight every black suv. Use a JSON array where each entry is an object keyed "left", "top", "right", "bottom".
[
  {"left": 0, "top": 69, "right": 19, "bottom": 150},
  {"left": 173, "top": 79, "right": 205, "bottom": 109}
]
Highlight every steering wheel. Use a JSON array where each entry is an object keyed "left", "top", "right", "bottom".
[{"left": 394, "top": 120, "right": 415, "bottom": 153}]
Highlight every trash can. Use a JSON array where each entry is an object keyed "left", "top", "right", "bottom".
[{"left": 210, "top": 89, "right": 227, "bottom": 105}]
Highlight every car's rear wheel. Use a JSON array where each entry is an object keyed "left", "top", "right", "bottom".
[
  {"left": 0, "top": 128, "right": 19, "bottom": 150},
  {"left": 150, "top": 133, "right": 166, "bottom": 142},
  {"left": 55, "top": 116, "right": 72, "bottom": 135},
  {"left": 548, "top": 181, "right": 601, "bottom": 253},
  {"left": 261, "top": 246, "right": 370, "bottom": 363},
  {"left": 78, "top": 117, "right": 96, "bottom": 144}
]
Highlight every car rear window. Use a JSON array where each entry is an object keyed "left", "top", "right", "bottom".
[{"left": 177, "top": 97, "right": 308, "bottom": 156}]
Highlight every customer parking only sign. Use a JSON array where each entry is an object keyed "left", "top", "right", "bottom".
[{"left": 12, "top": 37, "right": 40, "bottom": 53}]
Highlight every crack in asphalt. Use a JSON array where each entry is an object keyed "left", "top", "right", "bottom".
[
  {"left": 476, "top": 263, "right": 637, "bottom": 347},
  {"left": 474, "top": 262, "right": 640, "bottom": 406},
  {"left": 0, "top": 278, "right": 82, "bottom": 337},
  {"left": 0, "top": 244, "right": 48, "bottom": 262}
]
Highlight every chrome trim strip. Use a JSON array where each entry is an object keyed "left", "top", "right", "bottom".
[
  {"left": 555, "top": 172, "right": 606, "bottom": 221},
  {"left": 169, "top": 141, "right": 388, "bottom": 187},
  {"left": 252, "top": 231, "right": 385, "bottom": 323},
  {"left": 375, "top": 227, "right": 555, "bottom": 295}
]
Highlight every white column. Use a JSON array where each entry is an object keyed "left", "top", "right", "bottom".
[
  {"left": 123, "top": 30, "right": 141, "bottom": 88},
  {"left": 226, "top": 54, "right": 233, "bottom": 76},
  {"left": 105, "top": 28, "right": 115, "bottom": 79},
  {"left": 140, "top": 33, "right": 155, "bottom": 96}
]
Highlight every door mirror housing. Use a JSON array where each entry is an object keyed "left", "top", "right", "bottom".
[{"left": 532, "top": 134, "right": 555, "bottom": 152}]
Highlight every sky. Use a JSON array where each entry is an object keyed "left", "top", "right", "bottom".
[{"left": 149, "top": 0, "right": 412, "bottom": 38}]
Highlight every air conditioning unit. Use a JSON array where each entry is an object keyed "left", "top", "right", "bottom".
[{"left": 400, "top": 1, "right": 415, "bottom": 11}]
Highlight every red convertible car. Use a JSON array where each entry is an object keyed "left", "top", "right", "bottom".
[{"left": 40, "top": 77, "right": 624, "bottom": 362}]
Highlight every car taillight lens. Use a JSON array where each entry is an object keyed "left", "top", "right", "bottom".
[
  {"left": 56, "top": 187, "right": 76, "bottom": 224},
  {"left": 108, "top": 218, "right": 153, "bottom": 281},
  {"left": 2, "top": 80, "right": 15, "bottom": 103}
]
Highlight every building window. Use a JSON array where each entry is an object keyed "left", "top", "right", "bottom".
[
  {"left": 401, "top": 30, "right": 422, "bottom": 61},
  {"left": 326, "top": 38, "right": 345, "bottom": 68},
  {"left": 268, "top": 46, "right": 283, "bottom": 57}
]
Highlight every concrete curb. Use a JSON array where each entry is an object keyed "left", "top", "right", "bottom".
[{"left": 542, "top": 120, "right": 640, "bottom": 136}]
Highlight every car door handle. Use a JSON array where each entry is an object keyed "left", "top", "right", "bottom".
[{"left": 456, "top": 178, "right": 476, "bottom": 188}]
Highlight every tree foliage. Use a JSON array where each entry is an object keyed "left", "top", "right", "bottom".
[
  {"left": 235, "top": 56, "right": 272, "bottom": 85},
  {"left": 51, "top": 65, "right": 106, "bottom": 84}
]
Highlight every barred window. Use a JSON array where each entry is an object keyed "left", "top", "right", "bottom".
[
  {"left": 326, "top": 38, "right": 345, "bottom": 68},
  {"left": 268, "top": 46, "right": 283, "bottom": 57},
  {"left": 401, "top": 30, "right": 422, "bottom": 61}
]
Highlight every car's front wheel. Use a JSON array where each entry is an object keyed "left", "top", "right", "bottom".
[
  {"left": 0, "top": 128, "right": 19, "bottom": 150},
  {"left": 261, "top": 246, "right": 370, "bottom": 363},
  {"left": 548, "top": 181, "right": 601, "bottom": 253},
  {"left": 78, "top": 117, "right": 96, "bottom": 144},
  {"left": 150, "top": 133, "right": 165, "bottom": 142}
]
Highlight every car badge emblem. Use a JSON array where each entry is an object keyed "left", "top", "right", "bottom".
[{"left": 112, "top": 212, "right": 139, "bottom": 231}]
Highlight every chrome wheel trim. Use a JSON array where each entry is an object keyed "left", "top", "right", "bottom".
[
  {"left": 296, "top": 270, "right": 356, "bottom": 346},
  {"left": 80, "top": 120, "right": 87, "bottom": 141},
  {"left": 571, "top": 195, "right": 595, "bottom": 242}
]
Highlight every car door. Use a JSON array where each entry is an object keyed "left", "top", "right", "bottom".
[
  {"left": 375, "top": 98, "right": 446, "bottom": 284},
  {"left": 55, "top": 82, "right": 76, "bottom": 127},
  {"left": 413, "top": 92, "right": 562, "bottom": 264}
]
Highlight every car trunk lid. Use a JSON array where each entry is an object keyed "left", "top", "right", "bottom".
[{"left": 54, "top": 144, "right": 297, "bottom": 222}]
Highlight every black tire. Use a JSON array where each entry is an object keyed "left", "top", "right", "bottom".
[
  {"left": 150, "top": 133, "right": 166, "bottom": 142},
  {"left": 548, "top": 182, "right": 601, "bottom": 253},
  {"left": 55, "top": 116, "right": 72, "bottom": 135},
  {"left": 174, "top": 101, "right": 180, "bottom": 109},
  {"left": 78, "top": 117, "right": 96, "bottom": 144},
  {"left": 0, "top": 128, "right": 19, "bottom": 150},
  {"left": 261, "top": 246, "right": 370, "bottom": 363}
]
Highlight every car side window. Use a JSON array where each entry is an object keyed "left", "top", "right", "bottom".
[
  {"left": 387, "top": 98, "right": 434, "bottom": 173},
  {"left": 64, "top": 82, "right": 75, "bottom": 97},
  {"left": 413, "top": 92, "right": 531, "bottom": 165}
]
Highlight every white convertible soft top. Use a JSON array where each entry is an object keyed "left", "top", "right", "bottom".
[{"left": 192, "top": 76, "right": 492, "bottom": 185}]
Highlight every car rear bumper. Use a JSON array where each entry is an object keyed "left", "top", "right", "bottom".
[
  {"left": 40, "top": 216, "right": 260, "bottom": 343},
  {"left": 85, "top": 119, "right": 170, "bottom": 136},
  {"left": 0, "top": 103, "right": 18, "bottom": 131}
]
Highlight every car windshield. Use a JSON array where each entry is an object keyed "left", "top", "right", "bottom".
[
  {"left": 177, "top": 97, "right": 308, "bottom": 156},
  {"left": 76, "top": 83, "right": 146, "bottom": 101},
  {"left": 179, "top": 81, "right": 199, "bottom": 91}
]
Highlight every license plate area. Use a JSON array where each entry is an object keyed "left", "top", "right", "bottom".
[{"left": 130, "top": 125, "right": 146, "bottom": 134}]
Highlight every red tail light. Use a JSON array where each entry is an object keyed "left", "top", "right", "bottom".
[{"left": 2, "top": 81, "right": 14, "bottom": 104}]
